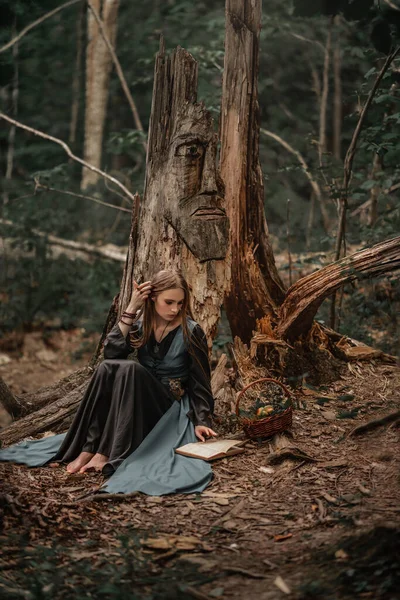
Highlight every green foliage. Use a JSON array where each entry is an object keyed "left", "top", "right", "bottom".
[{"left": 0, "top": 0, "right": 398, "bottom": 348}]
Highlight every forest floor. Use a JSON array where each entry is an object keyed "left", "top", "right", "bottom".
[{"left": 0, "top": 330, "right": 399, "bottom": 600}]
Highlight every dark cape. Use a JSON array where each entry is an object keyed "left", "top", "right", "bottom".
[{"left": 0, "top": 318, "right": 214, "bottom": 495}]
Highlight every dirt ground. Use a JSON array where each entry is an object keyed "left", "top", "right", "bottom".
[{"left": 0, "top": 336, "right": 399, "bottom": 599}]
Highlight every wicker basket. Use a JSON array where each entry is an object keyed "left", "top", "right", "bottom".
[{"left": 235, "top": 377, "right": 294, "bottom": 439}]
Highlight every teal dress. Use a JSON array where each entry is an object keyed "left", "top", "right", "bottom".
[{"left": 0, "top": 318, "right": 213, "bottom": 495}]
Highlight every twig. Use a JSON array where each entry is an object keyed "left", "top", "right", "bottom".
[
  {"left": 330, "top": 47, "right": 400, "bottom": 328},
  {"left": 0, "top": 113, "right": 137, "bottom": 204},
  {"left": 223, "top": 566, "right": 267, "bottom": 579},
  {"left": 34, "top": 181, "right": 131, "bottom": 213},
  {"left": 0, "top": 0, "right": 84, "bottom": 55},
  {"left": 78, "top": 491, "right": 140, "bottom": 501},
  {"left": 348, "top": 411, "right": 400, "bottom": 437},
  {"left": 288, "top": 32, "right": 325, "bottom": 53},
  {"left": 87, "top": 0, "right": 147, "bottom": 151},
  {"left": 261, "top": 128, "right": 328, "bottom": 231},
  {"left": 338, "top": 47, "right": 400, "bottom": 258}
]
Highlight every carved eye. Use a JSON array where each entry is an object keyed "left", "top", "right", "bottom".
[{"left": 176, "top": 142, "right": 205, "bottom": 159}]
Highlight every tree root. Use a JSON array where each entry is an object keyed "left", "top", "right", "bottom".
[{"left": 348, "top": 411, "right": 400, "bottom": 437}]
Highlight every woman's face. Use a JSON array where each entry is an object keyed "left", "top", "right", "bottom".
[{"left": 152, "top": 288, "right": 185, "bottom": 321}]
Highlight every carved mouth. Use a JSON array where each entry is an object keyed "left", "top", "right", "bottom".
[{"left": 191, "top": 207, "right": 226, "bottom": 219}]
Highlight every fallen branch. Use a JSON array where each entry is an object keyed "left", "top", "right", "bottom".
[
  {"left": 223, "top": 566, "right": 267, "bottom": 579},
  {"left": 0, "top": 0, "right": 84, "bottom": 55},
  {"left": 348, "top": 411, "right": 400, "bottom": 437},
  {"left": 0, "top": 218, "right": 126, "bottom": 262},
  {"left": 277, "top": 235, "right": 400, "bottom": 340}
]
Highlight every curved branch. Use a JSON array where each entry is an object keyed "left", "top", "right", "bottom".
[
  {"left": 277, "top": 236, "right": 400, "bottom": 340},
  {"left": 261, "top": 127, "right": 330, "bottom": 232},
  {"left": 0, "top": 113, "right": 137, "bottom": 204},
  {"left": 0, "top": 0, "right": 84, "bottom": 55}
]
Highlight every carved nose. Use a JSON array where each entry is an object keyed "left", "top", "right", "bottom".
[{"left": 199, "top": 146, "right": 219, "bottom": 196}]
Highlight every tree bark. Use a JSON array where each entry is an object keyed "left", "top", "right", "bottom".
[
  {"left": 0, "top": 377, "right": 25, "bottom": 421},
  {"left": 220, "top": 0, "right": 285, "bottom": 343},
  {"left": 0, "top": 379, "right": 90, "bottom": 446},
  {"left": 131, "top": 39, "right": 230, "bottom": 339},
  {"left": 81, "top": 0, "right": 120, "bottom": 189},
  {"left": 277, "top": 236, "right": 400, "bottom": 341},
  {"left": 69, "top": 0, "right": 85, "bottom": 148}
]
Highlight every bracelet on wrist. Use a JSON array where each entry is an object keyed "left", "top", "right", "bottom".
[{"left": 119, "top": 318, "right": 133, "bottom": 326}]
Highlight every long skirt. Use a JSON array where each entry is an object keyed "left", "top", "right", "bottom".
[{"left": 0, "top": 360, "right": 212, "bottom": 495}]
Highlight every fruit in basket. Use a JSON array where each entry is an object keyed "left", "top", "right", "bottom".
[{"left": 256, "top": 405, "right": 274, "bottom": 418}]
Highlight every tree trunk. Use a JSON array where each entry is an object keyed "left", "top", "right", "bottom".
[
  {"left": 0, "top": 377, "right": 24, "bottom": 422},
  {"left": 333, "top": 16, "right": 342, "bottom": 162},
  {"left": 0, "top": 379, "right": 90, "bottom": 446},
  {"left": 81, "top": 0, "right": 119, "bottom": 189},
  {"left": 220, "top": 0, "right": 285, "bottom": 343},
  {"left": 131, "top": 39, "right": 230, "bottom": 339},
  {"left": 69, "top": 0, "right": 85, "bottom": 148}
]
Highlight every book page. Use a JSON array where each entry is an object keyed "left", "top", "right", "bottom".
[{"left": 176, "top": 439, "right": 244, "bottom": 459}]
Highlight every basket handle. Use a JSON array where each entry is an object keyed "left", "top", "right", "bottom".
[{"left": 235, "top": 377, "right": 295, "bottom": 417}]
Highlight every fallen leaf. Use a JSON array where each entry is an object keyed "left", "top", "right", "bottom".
[
  {"left": 274, "top": 575, "right": 291, "bottom": 594},
  {"left": 318, "top": 459, "right": 348, "bottom": 469},
  {"left": 310, "top": 430, "right": 322, "bottom": 438},
  {"left": 321, "top": 410, "right": 336, "bottom": 421},
  {"left": 274, "top": 533, "right": 293, "bottom": 542},
  {"left": 259, "top": 466, "right": 275, "bottom": 474},
  {"left": 357, "top": 483, "right": 371, "bottom": 496},
  {"left": 214, "top": 497, "right": 229, "bottom": 506},
  {"left": 223, "top": 519, "right": 239, "bottom": 530},
  {"left": 209, "top": 587, "right": 225, "bottom": 597},
  {"left": 335, "top": 549, "right": 349, "bottom": 560},
  {"left": 340, "top": 493, "right": 361, "bottom": 505},
  {"left": 178, "top": 554, "right": 217, "bottom": 572},
  {"left": 320, "top": 492, "right": 338, "bottom": 504}
]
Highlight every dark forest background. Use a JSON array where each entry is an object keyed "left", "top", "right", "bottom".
[{"left": 0, "top": 0, "right": 399, "bottom": 355}]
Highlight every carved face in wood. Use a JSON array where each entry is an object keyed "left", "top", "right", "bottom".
[{"left": 162, "top": 105, "right": 229, "bottom": 262}]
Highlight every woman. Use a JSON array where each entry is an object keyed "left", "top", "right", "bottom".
[{"left": 0, "top": 270, "right": 217, "bottom": 495}]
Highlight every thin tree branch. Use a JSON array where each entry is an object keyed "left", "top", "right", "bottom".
[
  {"left": 386, "top": 181, "right": 400, "bottom": 194},
  {"left": 330, "top": 47, "right": 400, "bottom": 328},
  {"left": 0, "top": 218, "right": 126, "bottom": 263},
  {"left": 87, "top": 0, "right": 147, "bottom": 151},
  {"left": 0, "top": 0, "right": 84, "bottom": 55},
  {"left": 34, "top": 181, "right": 131, "bottom": 213},
  {"left": 261, "top": 127, "right": 330, "bottom": 232},
  {"left": 342, "top": 48, "right": 400, "bottom": 203},
  {"left": 288, "top": 32, "right": 325, "bottom": 53},
  {"left": 0, "top": 112, "right": 137, "bottom": 205}
]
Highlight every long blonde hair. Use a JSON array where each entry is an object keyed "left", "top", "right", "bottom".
[{"left": 129, "top": 270, "right": 194, "bottom": 349}]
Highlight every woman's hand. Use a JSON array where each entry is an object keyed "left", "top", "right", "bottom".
[
  {"left": 195, "top": 425, "right": 218, "bottom": 442},
  {"left": 128, "top": 280, "right": 153, "bottom": 312}
]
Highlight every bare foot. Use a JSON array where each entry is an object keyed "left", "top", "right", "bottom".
[
  {"left": 49, "top": 462, "right": 61, "bottom": 468},
  {"left": 79, "top": 453, "right": 109, "bottom": 474},
  {"left": 66, "top": 451, "right": 94, "bottom": 474}
]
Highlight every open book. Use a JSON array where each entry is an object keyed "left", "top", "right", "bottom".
[{"left": 175, "top": 439, "right": 246, "bottom": 461}]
